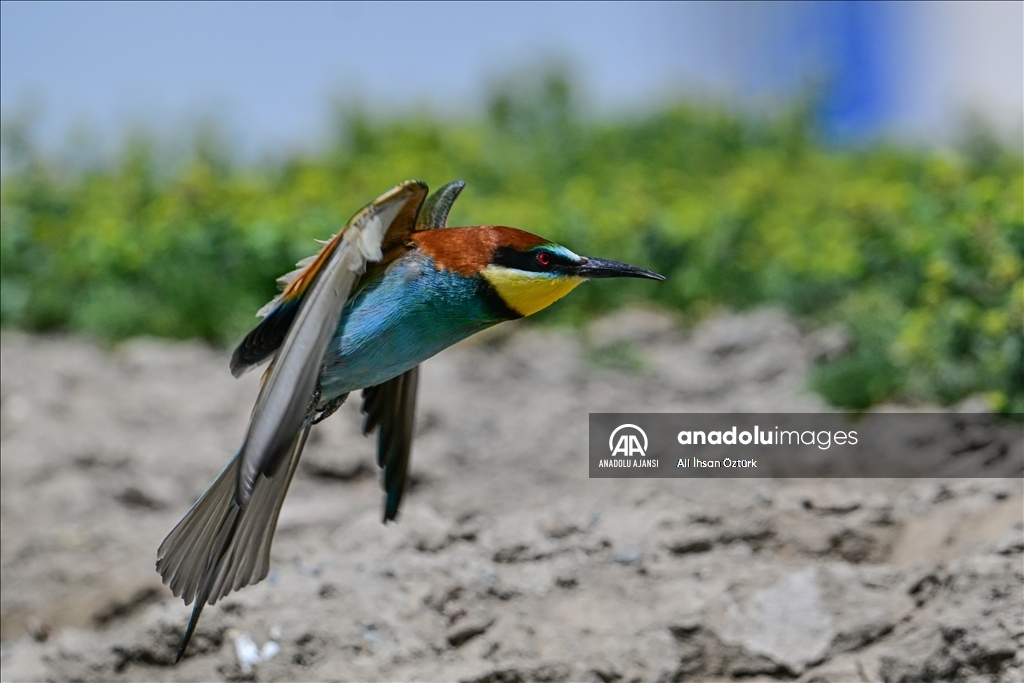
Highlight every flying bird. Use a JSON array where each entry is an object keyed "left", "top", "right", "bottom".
[{"left": 157, "top": 180, "right": 664, "bottom": 661}]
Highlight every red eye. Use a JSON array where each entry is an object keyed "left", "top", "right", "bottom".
[{"left": 536, "top": 251, "right": 551, "bottom": 266}]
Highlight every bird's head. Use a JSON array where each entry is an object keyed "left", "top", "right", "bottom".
[{"left": 412, "top": 226, "right": 664, "bottom": 318}]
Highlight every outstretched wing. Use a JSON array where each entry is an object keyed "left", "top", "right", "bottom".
[
  {"left": 236, "top": 180, "right": 428, "bottom": 507},
  {"left": 230, "top": 181, "right": 429, "bottom": 377},
  {"left": 158, "top": 180, "right": 431, "bottom": 663},
  {"left": 358, "top": 180, "right": 465, "bottom": 521}
]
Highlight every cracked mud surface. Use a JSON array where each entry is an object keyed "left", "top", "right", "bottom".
[{"left": 1, "top": 308, "right": 1021, "bottom": 682}]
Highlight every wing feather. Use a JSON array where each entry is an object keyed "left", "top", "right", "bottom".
[
  {"left": 230, "top": 180, "right": 429, "bottom": 376},
  {"left": 416, "top": 180, "right": 464, "bottom": 231},
  {"left": 235, "top": 181, "right": 427, "bottom": 507}
]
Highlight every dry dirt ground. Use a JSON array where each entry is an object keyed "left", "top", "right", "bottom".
[{"left": 1, "top": 307, "right": 1021, "bottom": 683}]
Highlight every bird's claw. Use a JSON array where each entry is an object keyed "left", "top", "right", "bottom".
[{"left": 313, "top": 393, "right": 348, "bottom": 424}]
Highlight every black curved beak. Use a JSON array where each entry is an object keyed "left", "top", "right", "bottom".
[{"left": 575, "top": 257, "right": 665, "bottom": 281}]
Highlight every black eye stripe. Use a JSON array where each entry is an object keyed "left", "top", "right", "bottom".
[{"left": 492, "top": 246, "right": 575, "bottom": 273}]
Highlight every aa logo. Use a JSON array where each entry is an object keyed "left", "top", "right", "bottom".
[{"left": 609, "top": 424, "right": 648, "bottom": 457}]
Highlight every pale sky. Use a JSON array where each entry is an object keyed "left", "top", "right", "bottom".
[{"left": 2, "top": 1, "right": 1021, "bottom": 156}]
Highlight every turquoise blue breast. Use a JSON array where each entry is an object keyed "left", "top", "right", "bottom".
[{"left": 318, "top": 252, "right": 501, "bottom": 397}]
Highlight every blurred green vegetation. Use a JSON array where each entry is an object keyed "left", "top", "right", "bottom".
[{"left": 2, "top": 74, "right": 1022, "bottom": 412}]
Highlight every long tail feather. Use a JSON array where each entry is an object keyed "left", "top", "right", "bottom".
[
  {"left": 157, "top": 424, "right": 310, "bottom": 661},
  {"left": 361, "top": 367, "right": 419, "bottom": 522}
]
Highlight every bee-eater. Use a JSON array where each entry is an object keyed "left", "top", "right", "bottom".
[{"left": 157, "top": 180, "right": 663, "bottom": 661}]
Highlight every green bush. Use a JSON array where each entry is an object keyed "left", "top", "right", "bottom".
[{"left": 2, "top": 76, "right": 1021, "bottom": 412}]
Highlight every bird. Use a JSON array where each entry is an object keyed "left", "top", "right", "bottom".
[{"left": 156, "top": 179, "right": 664, "bottom": 661}]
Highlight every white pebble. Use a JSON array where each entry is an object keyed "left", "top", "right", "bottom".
[
  {"left": 260, "top": 640, "right": 281, "bottom": 661},
  {"left": 234, "top": 633, "right": 261, "bottom": 674}
]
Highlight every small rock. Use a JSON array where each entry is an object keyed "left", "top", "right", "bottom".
[
  {"left": 712, "top": 568, "right": 834, "bottom": 675},
  {"left": 613, "top": 548, "right": 642, "bottom": 564},
  {"left": 447, "top": 614, "right": 495, "bottom": 648}
]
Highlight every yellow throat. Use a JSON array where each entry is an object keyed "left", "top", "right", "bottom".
[{"left": 481, "top": 265, "right": 584, "bottom": 317}]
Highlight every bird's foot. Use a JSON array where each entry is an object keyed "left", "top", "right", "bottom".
[{"left": 313, "top": 393, "right": 348, "bottom": 424}]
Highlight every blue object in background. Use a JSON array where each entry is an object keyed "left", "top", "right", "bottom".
[{"left": 815, "top": 1, "right": 893, "bottom": 143}]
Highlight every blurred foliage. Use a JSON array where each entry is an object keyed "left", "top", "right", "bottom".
[{"left": 2, "top": 73, "right": 1022, "bottom": 412}]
